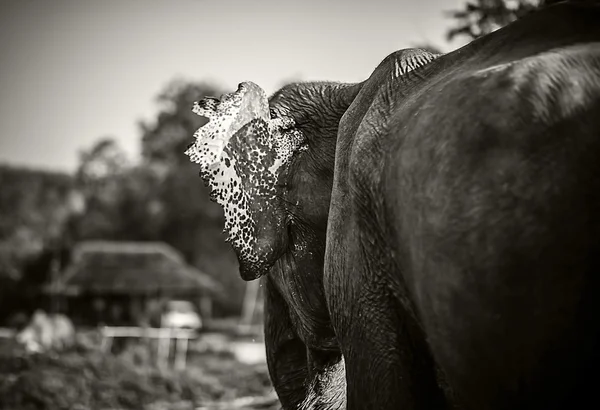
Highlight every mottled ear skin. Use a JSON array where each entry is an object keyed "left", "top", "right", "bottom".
[
  {"left": 185, "top": 82, "right": 304, "bottom": 281},
  {"left": 197, "top": 117, "right": 299, "bottom": 281},
  {"left": 223, "top": 119, "right": 291, "bottom": 280}
]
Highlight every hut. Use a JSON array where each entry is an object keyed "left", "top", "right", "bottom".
[{"left": 46, "top": 240, "right": 222, "bottom": 327}]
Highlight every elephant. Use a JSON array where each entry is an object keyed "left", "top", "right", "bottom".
[{"left": 185, "top": 2, "right": 600, "bottom": 409}]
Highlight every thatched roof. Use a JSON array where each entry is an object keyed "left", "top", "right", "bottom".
[{"left": 51, "top": 241, "right": 222, "bottom": 296}]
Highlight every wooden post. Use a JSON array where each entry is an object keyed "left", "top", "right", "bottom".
[
  {"left": 99, "top": 326, "right": 194, "bottom": 370},
  {"left": 100, "top": 332, "right": 113, "bottom": 353},
  {"left": 175, "top": 336, "right": 189, "bottom": 371},
  {"left": 157, "top": 327, "right": 171, "bottom": 370},
  {"left": 50, "top": 256, "right": 60, "bottom": 314},
  {"left": 199, "top": 296, "right": 212, "bottom": 324}
]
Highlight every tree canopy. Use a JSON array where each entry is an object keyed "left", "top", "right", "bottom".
[{"left": 446, "top": 0, "right": 592, "bottom": 41}]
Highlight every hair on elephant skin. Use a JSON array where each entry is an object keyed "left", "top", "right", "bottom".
[{"left": 187, "top": 2, "right": 600, "bottom": 409}]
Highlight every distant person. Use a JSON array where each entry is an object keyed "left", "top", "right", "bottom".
[{"left": 16, "top": 310, "right": 75, "bottom": 353}]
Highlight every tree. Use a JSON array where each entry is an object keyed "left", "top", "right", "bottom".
[
  {"left": 445, "top": 0, "right": 579, "bottom": 41},
  {"left": 0, "top": 165, "right": 76, "bottom": 323},
  {"left": 70, "top": 137, "right": 165, "bottom": 242},
  {"left": 140, "top": 79, "right": 246, "bottom": 315},
  {"left": 72, "top": 138, "right": 129, "bottom": 240},
  {"left": 77, "top": 138, "right": 128, "bottom": 183},
  {"left": 0, "top": 165, "right": 74, "bottom": 278},
  {"left": 63, "top": 80, "right": 246, "bottom": 315}
]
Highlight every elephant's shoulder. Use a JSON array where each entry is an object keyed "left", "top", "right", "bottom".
[
  {"left": 460, "top": 43, "right": 600, "bottom": 125},
  {"left": 381, "top": 42, "right": 600, "bottom": 194},
  {"left": 403, "top": 42, "right": 600, "bottom": 157},
  {"left": 341, "top": 49, "right": 442, "bottom": 181}
]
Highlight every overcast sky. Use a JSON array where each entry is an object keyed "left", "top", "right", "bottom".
[{"left": 0, "top": 0, "right": 465, "bottom": 173}]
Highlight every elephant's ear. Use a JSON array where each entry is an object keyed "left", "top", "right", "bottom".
[
  {"left": 185, "top": 82, "right": 270, "bottom": 168},
  {"left": 185, "top": 82, "right": 304, "bottom": 279}
]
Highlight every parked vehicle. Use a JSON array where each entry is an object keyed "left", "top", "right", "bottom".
[{"left": 161, "top": 300, "right": 202, "bottom": 330}]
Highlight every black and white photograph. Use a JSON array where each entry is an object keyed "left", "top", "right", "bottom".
[{"left": 1, "top": 0, "right": 599, "bottom": 409}]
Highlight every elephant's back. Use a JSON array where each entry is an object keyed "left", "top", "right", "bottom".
[
  {"left": 382, "top": 35, "right": 600, "bottom": 410},
  {"left": 385, "top": 36, "right": 600, "bottom": 295}
]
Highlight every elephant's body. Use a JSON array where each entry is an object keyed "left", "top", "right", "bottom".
[
  {"left": 186, "top": 2, "right": 600, "bottom": 409},
  {"left": 325, "top": 3, "right": 600, "bottom": 409}
]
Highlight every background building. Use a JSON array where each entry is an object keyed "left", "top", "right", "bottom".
[{"left": 46, "top": 240, "right": 223, "bottom": 327}]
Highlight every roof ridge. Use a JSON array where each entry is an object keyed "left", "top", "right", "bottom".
[
  {"left": 73, "top": 240, "right": 184, "bottom": 262},
  {"left": 54, "top": 240, "right": 224, "bottom": 296}
]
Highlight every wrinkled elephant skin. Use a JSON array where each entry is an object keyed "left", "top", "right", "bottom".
[{"left": 187, "top": 3, "right": 600, "bottom": 410}]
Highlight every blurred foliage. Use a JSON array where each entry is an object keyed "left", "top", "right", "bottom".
[
  {"left": 138, "top": 79, "right": 245, "bottom": 315},
  {"left": 71, "top": 138, "right": 163, "bottom": 242},
  {"left": 447, "top": 0, "right": 539, "bottom": 41},
  {"left": 0, "top": 166, "right": 74, "bottom": 277},
  {"left": 62, "top": 80, "right": 245, "bottom": 316},
  {"left": 67, "top": 80, "right": 245, "bottom": 315},
  {"left": 445, "top": 0, "right": 578, "bottom": 41},
  {"left": 0, "top": 337, "right": 275, "bottom": 410}
]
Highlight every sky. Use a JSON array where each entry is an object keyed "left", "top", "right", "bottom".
[{"left": 0, "top": 0, "right": 465, "bottom": 173}]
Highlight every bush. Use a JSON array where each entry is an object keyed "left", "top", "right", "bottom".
[{"left": 0, "top": 339, "right": 275, "bottom": 410}]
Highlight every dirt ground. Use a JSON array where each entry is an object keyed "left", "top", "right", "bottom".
[{"left": 0, "top": 329, "right": 280, "bottom": 410}]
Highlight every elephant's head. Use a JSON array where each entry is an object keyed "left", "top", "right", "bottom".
[{"left": 185, "top": 81, "right": 361, "bottom": 280}]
